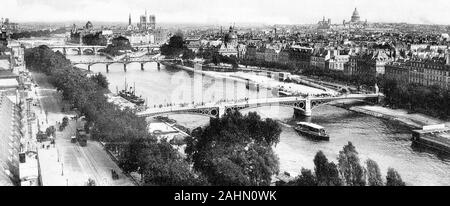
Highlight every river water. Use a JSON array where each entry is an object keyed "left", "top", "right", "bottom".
[{"left": 67, "top": 55, "right": 450, "bottom": 186}]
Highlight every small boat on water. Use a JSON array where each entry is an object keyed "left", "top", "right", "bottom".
[{"left": 294, "top": 122, "right": 329, "bottom": 141}]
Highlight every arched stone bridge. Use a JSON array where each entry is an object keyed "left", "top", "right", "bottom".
[
  {"left": 48, "top": 44, "right": 160, "bottom": 56},
  {"left": 70, "top": 56, "right": 164, "bottom": 72},
  {"left": 49, "top": 45, "right": 106, "bottom": 55},
  {"left": 136, "top": 93, "right": 384, "bottom": 118}
]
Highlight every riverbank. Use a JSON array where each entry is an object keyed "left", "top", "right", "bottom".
[
  {"left": 161, "top": 61, "right": 334, "bottom": 96},
  {"left": 161, "top": 61, "right": 450, "bottom": 132},
  {"left": 349, "top": 105, "right": 450, "bottom": 130},
  {"left": 91, "top": 58, "right": 450, "bottom": 186}
]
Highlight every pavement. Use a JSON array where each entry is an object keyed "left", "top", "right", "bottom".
[
  {"left": 38, "top": 120, "right": 134, "bottom": 186},
  {"left": 353, "top": 105, "right": 450, "bottom": 129},
  {"left": 32, "top": 72, "right": 135, "bottom": 186}
]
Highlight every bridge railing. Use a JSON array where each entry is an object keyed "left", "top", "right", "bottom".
[{"left": 70, "top": 57, "right": 159, "bottom": 64}]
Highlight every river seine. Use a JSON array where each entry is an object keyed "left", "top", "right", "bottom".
[{"left": 69, "top": 55, "right": 450, "bottom": 186}]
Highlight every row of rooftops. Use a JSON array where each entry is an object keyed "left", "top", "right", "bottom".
[{"left": 387, "top": 56, "right": 450, "bottom": 71}]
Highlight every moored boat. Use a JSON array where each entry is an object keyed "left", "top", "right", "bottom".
[{"left": 117, "top": 80, "right": 145, "bottom": 106}]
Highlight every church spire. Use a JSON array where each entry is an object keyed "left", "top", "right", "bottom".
[{"left": 129, "top": 13, "right": 132, "bottom": 25}]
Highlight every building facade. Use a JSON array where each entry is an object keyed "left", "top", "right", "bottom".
[
  {"left": 0, "top": 93, "right": 21, "bottom": 185},
  {"left": 385, "top": 57, "right": 450, "bottom": 89},
  {"left": 137, "top": 10, "right": 156, "bottom": 31},
  {"left": 344, "top": 55, "right": 358, "bottom": 76},
  {"left": 327, "top": 49, "right": 349, "bottom": 71},
  {"left": 310, "top": 49, "right": 330, "bottom": 69},
  {"left": 317, "top": 17, "right": 332, "bottom": 30}
]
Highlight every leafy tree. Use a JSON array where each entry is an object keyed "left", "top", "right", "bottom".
[
  {"left": 314, "top": 151, "right": 342, "bottom": 186},
  {"left": 181, "top": 49, "right": 195, "bottom": 60},
  {"left": 208, "top": 53, "right": 238, "bottom": 68},
  {"left": 119, "top": 138, "right": 151, "bottom": 176},
  {"left": 337, "top": 142, "right": 366, "bottom": 186},
  {"left": 142, "top": 141, "right": 207, "bottom": 186},
  {"left": 281, "top": 143, "right": 406, "bottom": 187},
  {"left": 382, "top": 79, "right": 450, "bottom": 118},
  {"left": 10, "top": 28, "right": 66, "bottom": 40},
  {"left": 386, "top": 168, "right": 406, "bottom": 186},
  {"left": 186, "top": 111, "right": 281, "bottom": 186},
  {"left": 366, "top": 159, "right": 384, "bottom": 186},
  {"left": 143, "top": 158, "right": 208, "bottom": 186},
  {"left": 45, "top": 126, "right": 56, "bottom": 138},
  {"left": 289, "top": 168, "right": 318, "bottom": 186},
  {"left": 168, "top": 35, "right": 184, "bottom": 49},
  {"left": 98, "top": 36, "right": 133, "bottom": 56},
  {"left": 90, "top": 73, "right": 109, "bottom": 89},
  {"left": 82, "top": 32, "right": 107, "bottom": 46},
  {"left": 160, "top": 35, "right": 189, "bottom": 58},
  {"left": 203, "top": 157, "right": 251, "bottom": 186}
]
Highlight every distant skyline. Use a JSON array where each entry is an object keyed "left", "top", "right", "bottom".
[{"left": 2, "top": 0, "right": 450, "bottom": 25}]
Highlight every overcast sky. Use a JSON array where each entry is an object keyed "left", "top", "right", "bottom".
[{"left": 2, "top": 0, "right": 450, "bottom": 25}]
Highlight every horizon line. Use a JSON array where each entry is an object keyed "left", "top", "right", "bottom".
[{"left": 13, "top": 20, "right": 450, "bottom": 27}]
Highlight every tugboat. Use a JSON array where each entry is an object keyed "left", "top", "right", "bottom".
[
  {"left": 294, "top": 122, "right": 330, "bottom": 141},
  {"left": 118, "top": 80, "right": 145, "bottom": 106}
]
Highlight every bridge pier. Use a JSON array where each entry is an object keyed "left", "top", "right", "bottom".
[
  {"left": 106, "top": 64, "right": 110, "bottom": 73},
  {"left": 218, "top": 106, "right": 227, "bottom": 118},
  {"left": 77, "top": 48, "right": 82, "bottom": 55},
  {"left": 124, "top": 64, "right": 127, "bottom": 72},
  {"left": 63, "top": 48, "right": 67, "bottom": 56},
  {"left": 294, "top": 108, "right": 311, "bottom": 118},
  {"left": 234, "top": 80, "right": 238, "bottom": 101},
  {"left": 87, "top": 64, "right": 91, "bottom": 71},
  {"left": 222, "top": 78, "right": 227, "bottom": 101},
  {"left": 141, "top": 63, "right": 144, "bottom": 71},
  {"left": 294, "top": 99, "right": 312, "bottom": 117},
  {"left": 245, "top": 79, "right": 250, "bottom": 99}
]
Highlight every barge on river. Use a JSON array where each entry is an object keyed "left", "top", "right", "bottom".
[
  {"left": 294, "top": 122, "right": 330, "bottom": 141},
  {"left": 412, "top": 124, "right": 450, "bottom": 154}
]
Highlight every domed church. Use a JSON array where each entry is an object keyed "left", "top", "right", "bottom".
[
  {"left": 224, "top": 26, "right": 238, "bottom": 47},
  {"left": 343, "top": 8, "right": 367, "bottom": 28},
  {"left": 350, "top": 8, "right": 361, "bottom": 23},
  {"left": 218, "top": 25, "right": 239, "bottom": 57}
]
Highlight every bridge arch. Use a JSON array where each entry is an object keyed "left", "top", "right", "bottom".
[
  {"left": 82, "top": 48, "right": 95, "bottom": 55},
  {"left": 51, "top": 48, "right": 64, "bottom": 53},
  {"left": 123, "top": 61, "right": 142, "bottom": 66}
]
